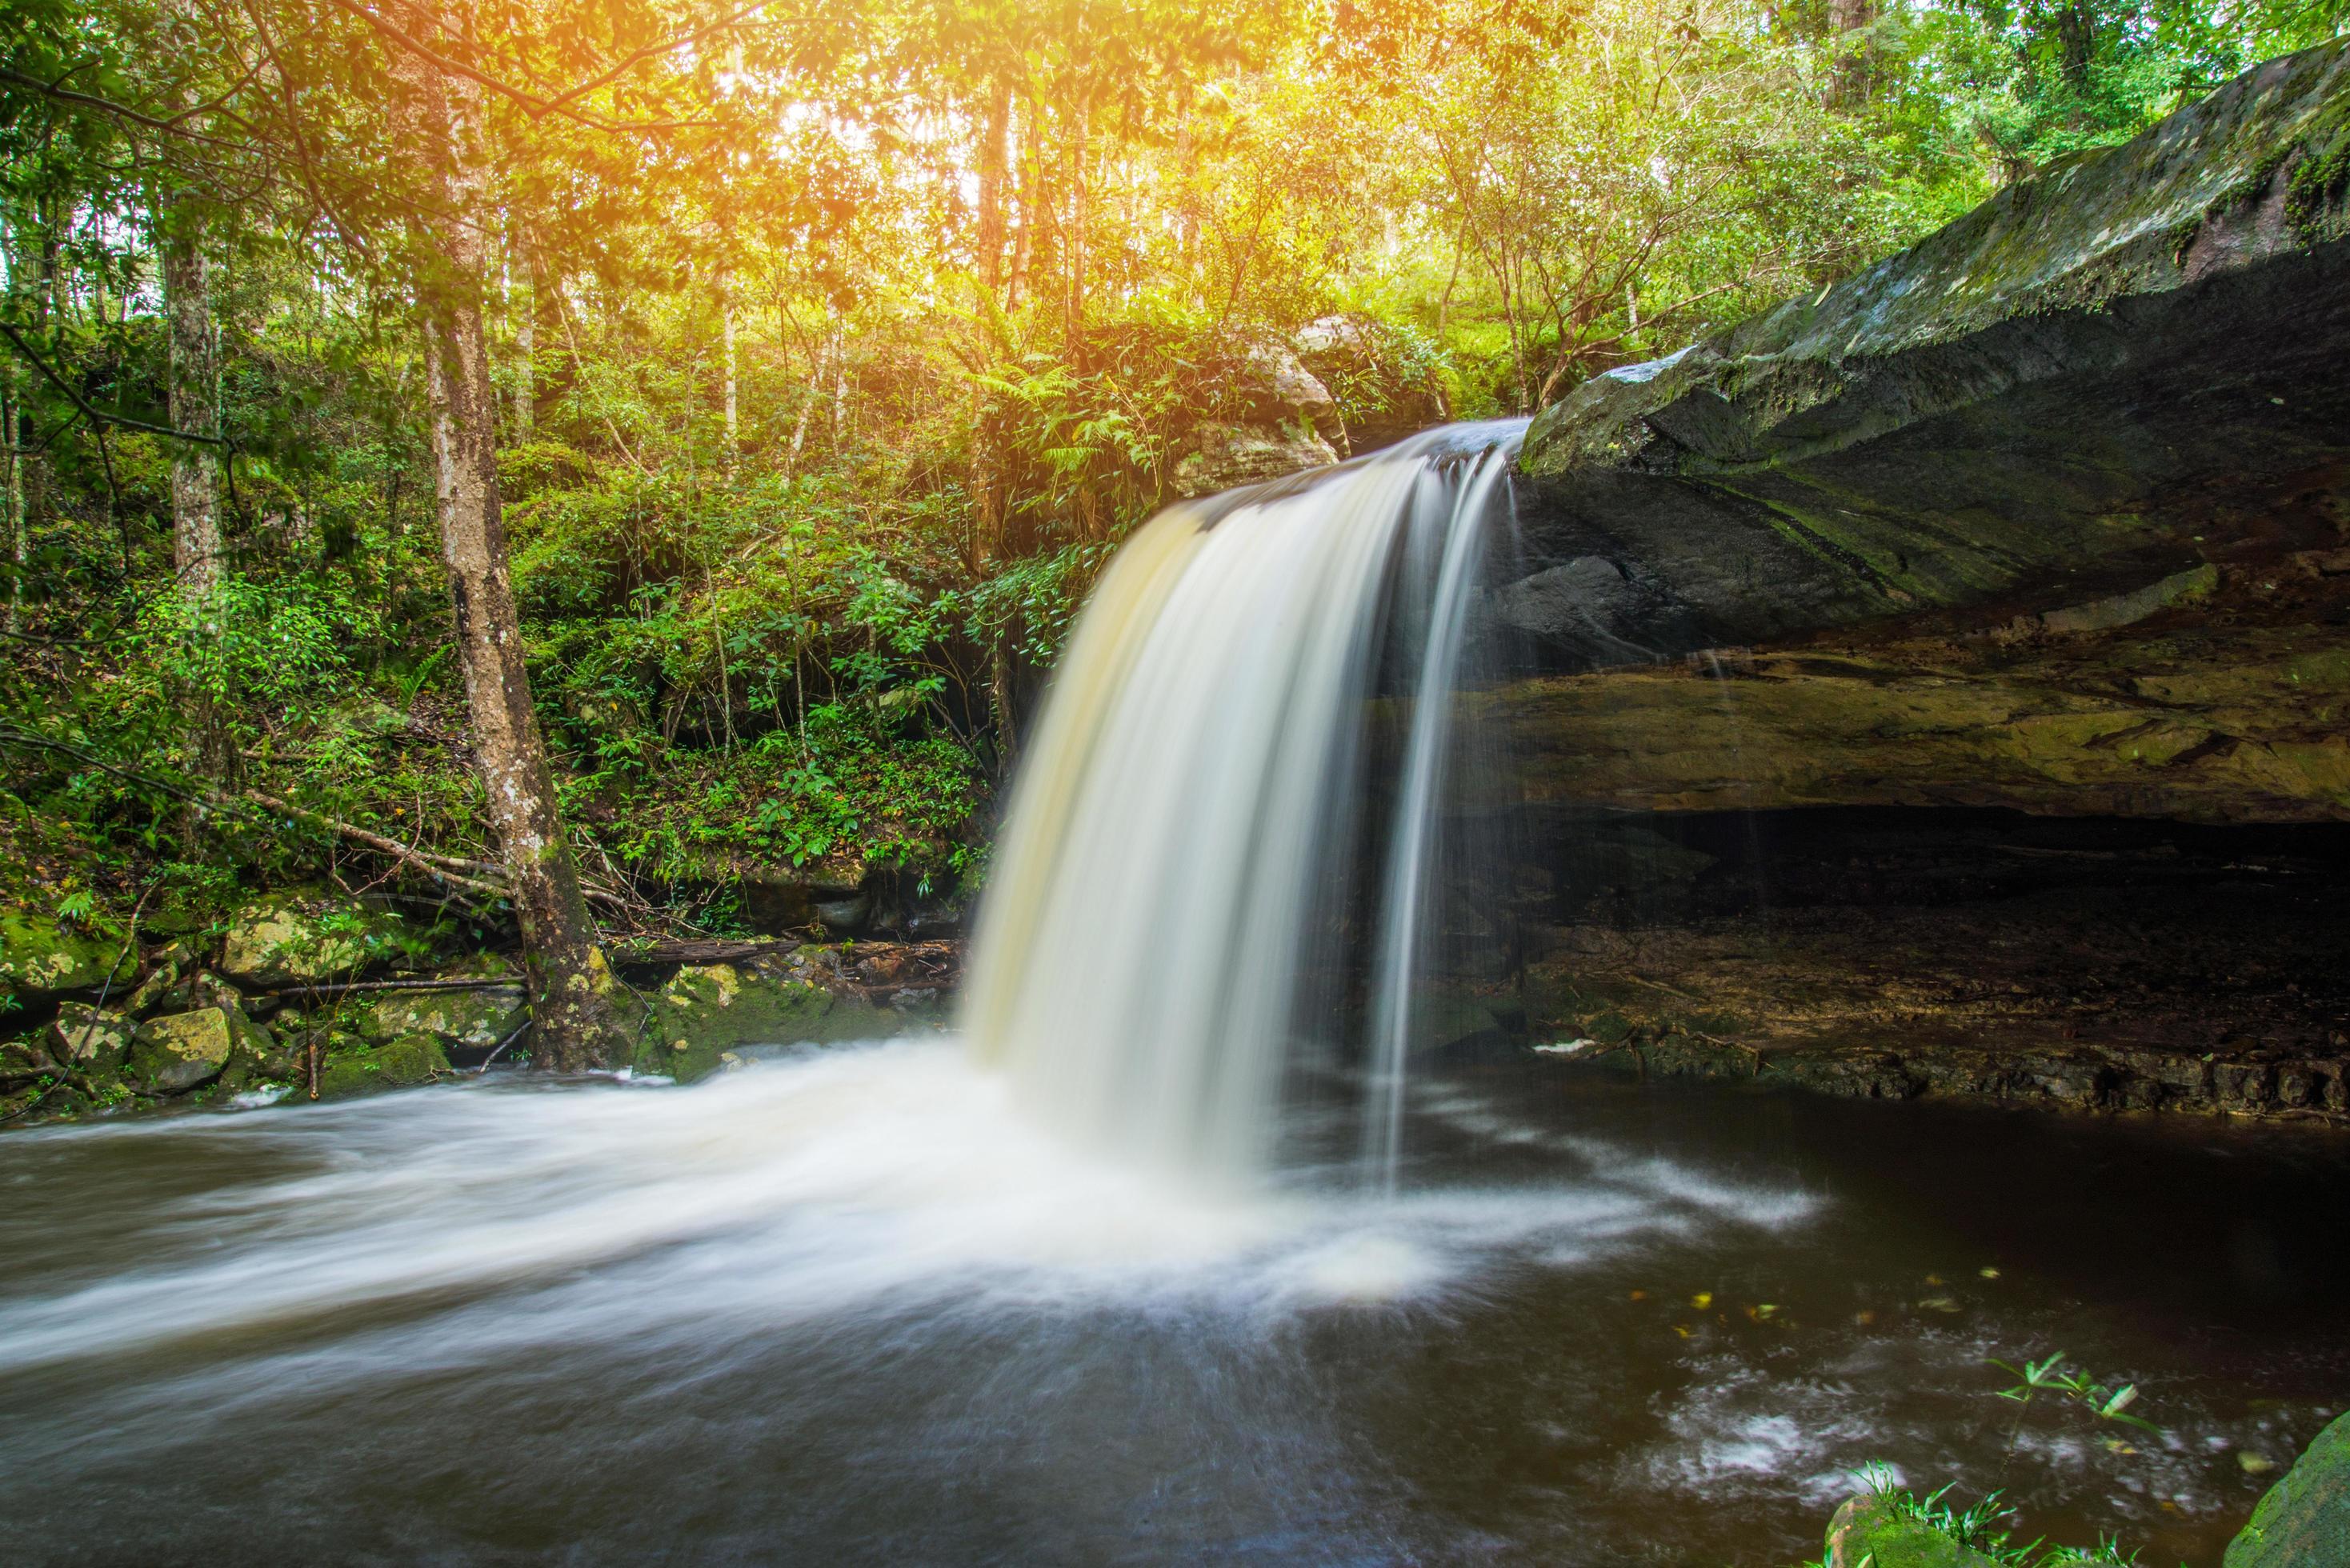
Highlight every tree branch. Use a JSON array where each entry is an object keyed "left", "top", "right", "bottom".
[
  {"left": 0, "top": 320, "right": 232, "bottom": 447},
  {"left": 319, "top": 0, "right": 717, "bottom": 131}
]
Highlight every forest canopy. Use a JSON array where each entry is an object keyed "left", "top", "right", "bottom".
[{"left": 2, "top": 0, "right": 2342, "bottom": 973}]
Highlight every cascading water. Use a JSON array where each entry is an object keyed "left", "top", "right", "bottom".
[{"left": 963, "top": 420, "right": 1526, "bottom": 1187}]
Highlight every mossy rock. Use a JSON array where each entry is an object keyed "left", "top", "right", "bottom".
[
  {"left": 0, "top": 909, "right": 134, "bottom": 1006},
  {"left": 217, "top": 892, "right": 412, "bottom": 987},
  {"left": 632, "top": 962, "right": 901, "bottom": 1083},
  {"left": 1, "top": 1035, "right": 61, "bottom": 1083},
  {"left": 46, "top": 1003, "right": 135, "bottom": 1072},
  {"left": 2227, "top": 1410, "right": 2350, "bottom": 1568},
  {"left": 356, "top": 985, "right": 526, "bottom": 1050},
  {"left": 314, "top": 1033, "right": 452, "bottom": 1099},
  {"left": 128, "top": 1006, "right": 273, "bottom": 1094},
  {"left": 1825, "top": 1494, "right": 2002, "bottom": 1568}
]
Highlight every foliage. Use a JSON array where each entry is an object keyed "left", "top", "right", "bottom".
[
  {"left": 0, "top": 0, "right": 2334, "bottom": 933},
  {"left": 1990, "top": 1350, "right": 2163, "bottom": 1434}
]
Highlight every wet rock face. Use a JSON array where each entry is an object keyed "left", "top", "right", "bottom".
[
  {"left": 1477, "top": 546, "right": 2350, "bottom": 826},
  {"left": 1507, "top": 42, "right": 2350, "bottom": 670},
  {"left": 1444, "top": 806, "right": 2350, "bottom": 1123},
  {"left": 2228, "top": 1409, "right": 2350, "bottom": 1567}
]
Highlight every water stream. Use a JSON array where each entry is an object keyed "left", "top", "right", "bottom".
[{"left": 964, "top": 421, "right": 1524, "bottom": 1185}]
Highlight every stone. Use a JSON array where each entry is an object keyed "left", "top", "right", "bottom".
[
  {"left": 1512, "top": 42, "right": 2350, "bottom": 674},
  {"left": 1295, "top": 314, "right": 1450, "bottom": 451},
  {"left": 1232, "top": 342, "right": 1344, "bottom": 446},
  {"left": 217, "top": 893, "right": 406, "bottom": 987},
  {"left": 314, "top": 1033, "right": 452, "bottom": 1099},
  {"left": 0, "top": 909, "right": 134, "bottom": 1005},
  {"left": 356, "top": 985, "right": 526, "bottom": 1050},
  {"left": 1171, "top": 420, "right": 1340, "bottom": 499},
  {"left": 0, "top": 1037, "right": 62, "bottom": 1084},
  {"left": 632, "top": 959, "right": 902, "bottom": 1084},
  {"left": 46, "top": 1003, "right": 134, "bottom": 1072},
  {"left": 130, "top": 1008, "right": 238, "bottom": 1094},
  {"left": 1825, "top": 1493, "right": 2004, "bottom": 1568},
  {"left": 2226, "top": 1410, "right": 2350, "bottom": 1567},
  {"left": 123, "top": 958, "right": 181, "bottom": 1017}
]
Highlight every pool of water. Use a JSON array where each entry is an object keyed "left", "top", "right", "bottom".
[{"left": 2, "top": 1039, "right": 2343, "bottom": 1566}]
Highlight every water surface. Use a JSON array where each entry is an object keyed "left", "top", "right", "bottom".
[{"left": 2, "top": 1042, "right": 2343, "bottom": 1566}]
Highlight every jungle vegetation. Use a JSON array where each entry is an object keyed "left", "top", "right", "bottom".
[{"left": 2, "top": 0, "right": 2341, "bottom": 1058}]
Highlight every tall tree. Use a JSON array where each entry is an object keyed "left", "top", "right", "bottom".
[{"left": 386, "top": 0, "right": 635, "bottom": 1070}]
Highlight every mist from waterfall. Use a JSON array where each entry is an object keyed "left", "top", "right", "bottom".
[{"left": 963, "top": 421, "right": 1527, "bottom": 1187}]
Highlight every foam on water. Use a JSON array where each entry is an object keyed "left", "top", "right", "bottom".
[{"left": 0, "top": 1039, "right": 1816, "bottom": 1381}]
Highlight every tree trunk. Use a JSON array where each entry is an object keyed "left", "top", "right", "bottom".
[
  {"left": 1007, "top": 94, "right": 1035, "bottom": 311},
  {"left": 394, "top": 1, "right": 635, "bottom": 1071},
  {"left": 2, "top": 387, "right": 19, "bottom": 638},
  {"left": 510, "top": 236, "right": 534, "bottom": 438},
  {"left": 721, "top": 284, "right": 739, "bottom": 462},
  {"left": 1064, "top": 93, "right": 1091, "bottom": 363},
  {"left": 1827, "top": 0, "right": 1877, "bottom": 109},
  {"left": 976, "top": 78, "right": 1011, "bottom": 298},
  {"left": 162, "top": 234, "right": 221, "bottom": 597},
  {"left": 159, "top": 210, "right": 238, "bottom": 798}
]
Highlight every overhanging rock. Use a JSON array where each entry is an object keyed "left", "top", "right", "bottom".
[{"left": 1510, "top": 41, "right": 2350, "bottom": 669}]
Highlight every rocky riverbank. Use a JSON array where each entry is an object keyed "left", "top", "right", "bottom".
[{"left": 0, "top": 889, "right": 955, "bottom": 1126}]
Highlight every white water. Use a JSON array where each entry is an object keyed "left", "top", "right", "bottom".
[
  {"left": 964, "top": 422, "right": 1527, "bottom": 1185},
  {"left": 0, "top": 1042, "right": 1813, "bottom": 1379}
]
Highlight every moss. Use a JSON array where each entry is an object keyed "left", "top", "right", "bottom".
[
  {"left": 0, "top": 910, "right": 135, "bottom": 1007},
  {"left": 2283, "top": 98, "right": 2350, "bottom": 242},
  {"left": 2227, "top": 1410, "right": 2350, "bottom": 1567},
  {"left": 632, "top": 962, "right": 906, "bottom": 1083},
  {"left": 127, "top": 1008, "right": 238, "bottom": 1094},
  {"left": 314, "top": 1033, "right": 452, "bottom": 1099},
  {"left": 1824, "top": 1493, "right": 2005, "bottom": 1567}
]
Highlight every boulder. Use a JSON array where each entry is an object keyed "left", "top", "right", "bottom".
[
  {"left": 0, "top": 1037, "right": 61, "bottom": 1084},
  {"left": 2227, "top": 1410, "right": 2350, "bottom": 1567},
  {"left": 356, "top": 984, "right": 526, "bottom": 1050},
  {"left": 1511, "top": 42, "right": 2350, "bottom": 669},
  {"left": 217, "top": 893, "right": 407, "bottom": 987},
  {"left": 1171, "top": 339, "right": 1348, "bottom": 499},
  {"left": 122, "top": 958, "right": 182, "bottom": 1018},
  {"left": 0, "top": 909, "right": 134, "bottom": 1005},
  {"left": 1825, "top": 1493, "right": 2002, "bottom": 1568},
  {"left": 1171, "top": 421, "right": 1341, "bottom": 499},
  {"left": 1234, "top": 342, "right": 1344, "bottom": 446},
  {"left": 46, "top": 1003, "right": 134, "bottom": 1073},
  {"left": 634, "top": 958, "right": 904, "bottom": 1083},
  {"left": 314, "top": 1032, "right": 452, "bottom": 1099},
  {"left": 1296, "top": 314, "right": 1450, "bottom": 452},
  {"left": 130, "top": 1007, "right": 242, "bottom": 1094}
]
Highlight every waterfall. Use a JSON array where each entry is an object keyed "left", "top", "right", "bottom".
[{"left": 963, "top": 421, "right": 1526, "bottom": 1186}]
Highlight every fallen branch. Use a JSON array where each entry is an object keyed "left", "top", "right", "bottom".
[
  {"left": 271, "top": 976, "right": 520, "bottom": 999},
  {"left": 615, "top": 938, "right": 803, "bottom": 966},
  {"left": 478, "top": 1018, "right": 531, "bottom": 1073},
  {"left": 242, "top": 789, "right": 505, "bottom": 894}
]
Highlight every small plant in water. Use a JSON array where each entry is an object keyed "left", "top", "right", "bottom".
[
  {"left": 1805, "top": 1467, "right": 2147, "bottom": 1567},
  {"left": 1991, "top": 1351, "right": 2162, "bottom": 1435}
]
